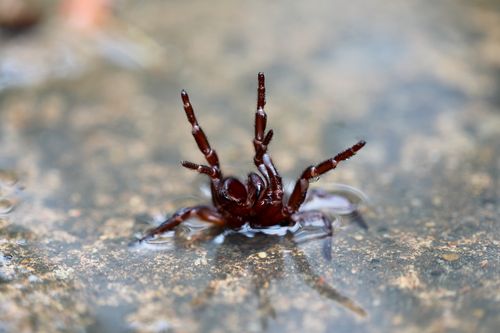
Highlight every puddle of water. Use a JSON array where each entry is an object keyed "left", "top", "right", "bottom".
[
  {"left": 0, "top": 251, "right": 15, "bottom": 283},
  {"left": 134, "top": 184, "right": 366, "bottom": 252},
  {"left": 0, "top": 198, "right": 14, "bottom": 214},
  {"left": 0, "top": 252, "right": 11, "bottom": 265},
  {"left": 182, "top": 227, "right": 367, "bottom": 319},
  {"left": 301, "top": 183, "right": 368, "bottom": 215},
  {"left": 0, "top": 170, "right": 18, "bottom": 186},
  {"left": 0, "top": 170, "right": 22, "bottom": 215}
]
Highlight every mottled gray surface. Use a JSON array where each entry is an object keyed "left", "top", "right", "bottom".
[{"left": 0, "top": 0, "right": 499, "bottom": 332}]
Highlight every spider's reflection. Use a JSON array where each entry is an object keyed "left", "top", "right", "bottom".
[{"left": 171, "top": 219, "right": 367, "bottom": 328}]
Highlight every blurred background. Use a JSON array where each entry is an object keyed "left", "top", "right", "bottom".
[{"left": 0, "top": 1, "right": 499, "bottom": 332}]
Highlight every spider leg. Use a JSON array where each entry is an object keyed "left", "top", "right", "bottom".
[
  {"left": 252, "top": 73, "right": 284, "bottom": 200},
  {"left": 262, "top": 154, "right": 284, "bottom": 201},
  {"left": 291, "top": 210, "right": 334, "bottom": 260},
  {"left": 286, "top": 140, "right": 366, "bottom": 214},
  {"left": 254, "top": 72, "right": 267, "bottom": 144},
  {"left": 181, "top": 90, "right": 221, "bottom": 177},
  {"left": 253, "top": 73, "right": 273, "bottom": 170},
  {"left": 181, "top": 161, "right": 219, "bottom": 179},
  {"left": 140, "top": 205, "right": 225, "bottom": 242}
]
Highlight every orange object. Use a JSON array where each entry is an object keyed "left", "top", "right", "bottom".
[{"left": 60, "top": 0, "right": 111, "bottom": 31}]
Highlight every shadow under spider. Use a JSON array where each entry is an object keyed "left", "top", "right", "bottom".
[{"left": 172, "top": 219, "right": 367, "bottom": 328}]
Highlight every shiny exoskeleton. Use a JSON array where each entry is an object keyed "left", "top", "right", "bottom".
[{"left": 141, "top": 73, "right": 365, "bottom": 241}]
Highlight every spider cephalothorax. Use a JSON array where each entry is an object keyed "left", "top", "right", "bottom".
[{"left": 141, "top": 73, "right": 365, "bottom": 241}]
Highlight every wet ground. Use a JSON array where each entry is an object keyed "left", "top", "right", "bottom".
[{"left": 1, "top": 0, "right": 499, "bottom": 332}]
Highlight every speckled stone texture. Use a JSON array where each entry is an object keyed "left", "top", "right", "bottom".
[{"left": 0, "top": 0, "right": 499, "bottom": 332}]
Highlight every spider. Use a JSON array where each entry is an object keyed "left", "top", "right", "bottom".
[{"left": 141, "top": 73, "right": 365, "bottom": 242}]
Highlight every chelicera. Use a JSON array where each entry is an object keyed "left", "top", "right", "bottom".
[{"left": 141, "top": 73, "right": 365, "bottom": 242}]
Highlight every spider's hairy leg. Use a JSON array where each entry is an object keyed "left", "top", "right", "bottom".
[
  {"left": 140, "top": 205, "right": 225, "bottom": 242},
  {"left": 255, "top": 72, "right": 267, "bottom": 141},
  {"left": 253, "top": 72, "right": 274, "bottom": 164},
  {"left": 292, "top": 211, "right": 334, "bottom": 261},
  {"left": 286, "top": 140, "right": 366, "bottom": 214},
  {"left": 181, "top": 90, "right": 221, "bottom": 174},
  {"left": 262, "top": 154, "right": 284, "bottom": 201},
  {"left": 251, "top": 73, "right": 283, "bottom": 199},
  {"left": 181, "top": 161, "right": 221, "bottom": 179}
]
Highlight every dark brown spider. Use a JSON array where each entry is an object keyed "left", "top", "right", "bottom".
[{"left": 141, "top": 73, "right": 365, "bottom": 242}]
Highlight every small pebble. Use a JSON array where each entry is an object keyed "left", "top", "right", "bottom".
[
  {"left": 441, "top": 253, "right": 460, "bottom": 261},
  {"left": 430, "top": 270, "right": 444, "bottom": 276},
  {"left": 68, "top": 209, "right": 81, "bottom": 218},
  {"left": 353, "top": 234, "right": 364, "bottom": 241},
  {"left": 410, "top": 198, "right": 422, "bottom": 207},
  {"left": 257, "top": 251, "right": 267, "bottom": 259},
  {"left": 473, "top": 308, "right": 485, "bottom": 318},
  {"left": 432, "top": 196, "right": 442, "bottom": 206},
  {"left": 28, "top": 274, "right": 40, "bottom": 283},
  {"left": 392, "top": 314, "right": 403, "bottom": 325},
  {"left": 0, "top": 252, "right": 9, "bottom": 265}
]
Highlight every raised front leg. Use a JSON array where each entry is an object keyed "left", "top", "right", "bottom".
[
  {"left": 140, "top": 205, "right": 225, "bottom": 242},
  {"left": 253, "top": 73, "right": 274, "bottom": 169},
  {"left": 181, "top": 90, "right": 221, "bottom": 178},
  {"left": 252, "top": 73, "right": 283, "bottom": 200},
  {"left": 181, "top": 161, "right": 220, "bottom": 179},
  {"left": 287, "top": 140, "right": 366, "bottom": 214}
]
